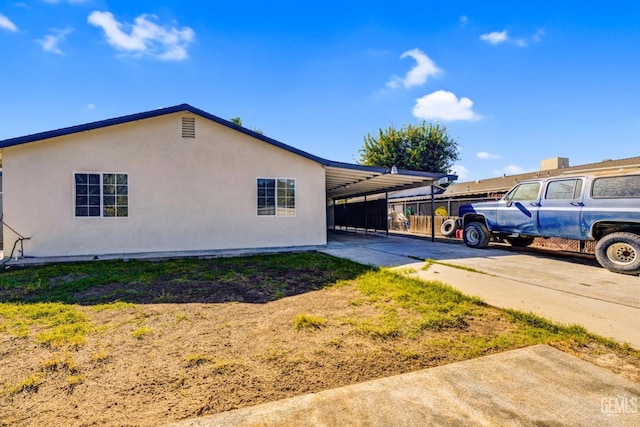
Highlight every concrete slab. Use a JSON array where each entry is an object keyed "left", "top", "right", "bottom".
[
  {"left": 1, "top": 244, "right": 326, "bottom": 267},
  {"left": 167, "top": 345, "right": 640, "bottom": 427}
]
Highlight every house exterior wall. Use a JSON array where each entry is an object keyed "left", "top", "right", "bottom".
[{"left": 2, "top": 113, "right": 327, "bottom": 257}]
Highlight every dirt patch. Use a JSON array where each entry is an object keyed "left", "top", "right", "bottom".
[
  {"left": 3, "top": 285, "right": 481, "bottom": 426},
  {"left": 564, "top": 342, "right": 640, "bottom": 383},
  {"left": 72, "top": 267, "right": 329, "bottom": 304}
]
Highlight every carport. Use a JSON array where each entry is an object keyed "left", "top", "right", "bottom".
[{"left": 323, "top": 161, "right": 456, "bottom": 239}]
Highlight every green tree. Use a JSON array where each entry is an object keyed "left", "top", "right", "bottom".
[
  {"left": 358, "top": 122, "right": 459, "bottom": 173},
  {"left": 229, "top": 116, "right": 263, "bottom": 134}
]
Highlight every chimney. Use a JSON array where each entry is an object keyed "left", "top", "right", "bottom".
[{"left": 540, "top": 157, "right": 569, "bottom": 171}]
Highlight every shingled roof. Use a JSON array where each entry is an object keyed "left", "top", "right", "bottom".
[{"left": 443, "top": 156, "right": 640, "bottom": 198}]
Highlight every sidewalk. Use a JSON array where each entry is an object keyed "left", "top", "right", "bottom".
[{"left": 168, "top": 345, "right": 640, "bottom": 426}]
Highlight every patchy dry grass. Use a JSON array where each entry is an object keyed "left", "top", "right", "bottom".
[{"left": 293, "top": 312, "right": 327, "bottom": 330}]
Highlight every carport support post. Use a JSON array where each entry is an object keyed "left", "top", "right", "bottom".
[
  {"left": 431, "top": 185, "right": 435, "bottom": 242},
  {"left": 345, "top": 198, "right": 349, "bottom": 231},
  {"left": 385, "top": 192, "right": 389, "bottom": 237},
  {"left": 364, "top": 195, "right": 368, "bottom": 235}
]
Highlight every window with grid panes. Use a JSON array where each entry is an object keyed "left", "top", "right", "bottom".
[
  {"left": 257, "top": 178, "right": 295, "bottom": 216},
  {"left": 75, "top": 173, "right": 128, "bottom": 217}
]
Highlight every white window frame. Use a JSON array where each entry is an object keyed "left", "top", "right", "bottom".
[
  {"left": 256, "top": 177, "right": 296, "bottom": 217},
  {"left": 73, "top": 172, "right": 129, "bottom": 219}
]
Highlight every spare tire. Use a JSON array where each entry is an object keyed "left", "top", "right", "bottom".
[{"left": 440, "top": 218, "right": 458, "bottom": 237}]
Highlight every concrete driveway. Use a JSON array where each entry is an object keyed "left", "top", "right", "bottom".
[{"left": 321, "top": 231, "right": 640, "bottom": 348}]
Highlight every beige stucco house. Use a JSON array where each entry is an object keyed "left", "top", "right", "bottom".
[{"left": 0, "top": 104, "right": 449, "bottom": 259}]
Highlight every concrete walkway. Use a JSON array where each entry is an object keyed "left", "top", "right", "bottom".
[{"left": 169, "top": 345, "right": 640, "bottom": 427}]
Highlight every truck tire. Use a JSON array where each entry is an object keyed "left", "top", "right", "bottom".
[
  {"left": 440, "top": 219, "right": 458, "bottom": 237},
  {"left": 595, "top": 232, "right": 640, "bottom": 275},
  {"left": 463, "top": 222, "right": 491, "bottom": 249},
  {"left": 505, "top": 236, "right": 535, "bottom": 247}
]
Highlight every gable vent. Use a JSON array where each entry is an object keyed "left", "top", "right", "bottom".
[{"left": 182, "top": 117, "right": 195, "bottom": 138}]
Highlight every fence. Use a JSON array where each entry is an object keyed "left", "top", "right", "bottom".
[
  {"left": 531, "top": 237, "right": 596, "bottom": 254},
  {"left": 386, "top": 215, "right": 452, "bottom": 237},
  {"left": 333, "top": 198, "right": 388, "bottom": 233}
]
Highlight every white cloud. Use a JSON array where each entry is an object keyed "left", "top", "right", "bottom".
[
  {"left": 459, "top": 15, "right": 468, "bottom": 26},
  {"left": 477, "top": 151, "right": 501, "bottom": 159},
  {"left": 481, "top": 28, "right": 544, "bottom": 47},
  {"left": 0, "top": 14, "right": 18, "bottom": 32},
  {"left": 413, "top": 90, "right": 481, "bottom": 121},
  {"left": 480, "top": 31, "right": 508, "bottom": 45},
  {"left": 88, "top": 11, "right": 195, "bottom": 61},
  {"left": 451, "top": 164, "right": 469, "bottom": 180},
  {"left": 386, "top": 48, "right": 441, "bottom": 89},
  {"left": 514, "top": 38, "right": 528, "bottom": 47},
  {"left": 44, "top": 0, "right": 87, "bottom": 3},
  {"left": 37, "top": 28, "right": 73, "bottom": 54},
  {"left": 532, "top": 28, "right": 545, "bottom": 43},
  {"left": 493, "top": 164, "right": 525, "bottom": 176},
  {"left": 86, "top": 103, "right": 95, "bottom": 110}
]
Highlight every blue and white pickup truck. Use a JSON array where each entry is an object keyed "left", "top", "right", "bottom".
[{"left": 458, "top": 170, "right": 640, "bottom": 275}]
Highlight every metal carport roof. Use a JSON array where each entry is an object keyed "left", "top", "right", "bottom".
[{"left": 324, "top": 161, "right": 456, "bottom": 200}]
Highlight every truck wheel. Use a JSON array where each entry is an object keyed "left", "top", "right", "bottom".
[
  {"left": 463, "top": 222, "right": 491, "bottom": 248},
  {"left": 595, "top": 232, "right": 640, "bottom": 274},
  {"left": 506, "top": 236, "right": 535, "bottom": 247},
  {"left": 440, "top": 219, "right": 458, "bottom": 237}
]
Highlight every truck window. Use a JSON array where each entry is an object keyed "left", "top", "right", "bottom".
[
  {"left": 592, "top": 175, "right": 640, "bottom": 198},
  {"left": 545, "top": 179, "right": 583, "bottom": 200},
  {"left": 506, "top": 182, "right": 541, "bottom": 201}
]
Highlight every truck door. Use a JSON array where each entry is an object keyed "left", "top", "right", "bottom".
[
  {"left": 496, "top": 181, "right": 541, "bottom": 234},
  {"left": 537, "top": 178, "right": 584, "bottom": 238}
]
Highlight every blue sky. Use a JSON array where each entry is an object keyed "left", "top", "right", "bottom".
[{"left": 1, "top": 1, "right": 640, "bottom": 182}]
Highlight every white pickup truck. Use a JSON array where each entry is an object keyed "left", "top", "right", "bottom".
[{"left": 457, "top": 170, "right": 640, "bottom": 275}]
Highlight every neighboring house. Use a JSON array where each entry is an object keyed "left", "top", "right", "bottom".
[
  {"left": 0, "top": 104, "right": 448, "bottom": 258},
  {"left": 442, "top": 156, "right": 640, "bottom": 206}
]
